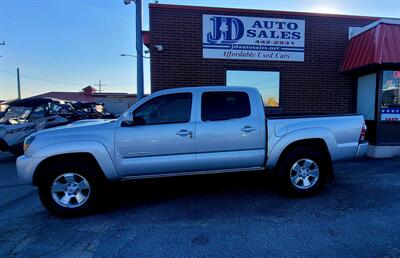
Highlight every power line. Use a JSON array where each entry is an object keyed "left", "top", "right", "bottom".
[
  {"left": 0, "top": 69, "right": 141, "bottom": 87},
  {"left": 104, "top": 82, "right": 136, "bottom": 86},
  {"left": 0, "top": 69, "right": 84, "bottom": 86}
]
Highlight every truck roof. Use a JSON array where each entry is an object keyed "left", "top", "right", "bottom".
[
  {"left": 5, "top": 97, "right": 59, "bottom": 107},
  {"left": 155, "top": 86, "right": 256, "bottom": 94}
]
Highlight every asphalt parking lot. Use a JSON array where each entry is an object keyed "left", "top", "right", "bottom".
[{"left": 1, "top": 152, "right": 400, "bottom": 257}]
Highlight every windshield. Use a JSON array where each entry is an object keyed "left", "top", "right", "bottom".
[{"left": 0, "top": 106, "right": 32, "bottom": 123}]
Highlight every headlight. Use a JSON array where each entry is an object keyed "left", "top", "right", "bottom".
[{"left": 23, "top": 135, "right": 35, "bottom": 153}]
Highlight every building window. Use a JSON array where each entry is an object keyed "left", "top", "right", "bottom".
[
  {"left": 381, "top": 70, "right": 400, "bottom": 122},
  {"left": 226, "top": 70, "right": 280, "bottom": 107}
]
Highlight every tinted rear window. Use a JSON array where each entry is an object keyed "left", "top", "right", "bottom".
[{"left": 201, "top": 91, "right": 251, "bottom": 121}]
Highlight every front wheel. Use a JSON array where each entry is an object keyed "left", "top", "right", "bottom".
[
  {"left": 277, "top": 146, "right": 329, "bottom": 196},
  {"left": 38, "top": 162, "right": 102, "bottom": 217}
]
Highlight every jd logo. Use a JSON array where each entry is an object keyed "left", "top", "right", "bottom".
[{"left": 206, "top": 16, "right": 244, "bottom": 44}]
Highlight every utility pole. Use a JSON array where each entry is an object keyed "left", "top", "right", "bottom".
[
  {"left": 0, "top": 41, "right": 5, "bottom": 58},
  {"left": 124, "top": 0, "right": 144, "bottom": 100},
  {"left": 135, "top": 0, "right": 144, "bottom": 100},
  {"left": 94, "top": 79, "right": 105, "bottom": 93},
  {"left": 17, "top": 68, "right": 21, "bottom": 99}
]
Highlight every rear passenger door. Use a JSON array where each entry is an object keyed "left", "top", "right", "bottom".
[{"left": 195, "top": 90, "right": 264, "bottom": 171}]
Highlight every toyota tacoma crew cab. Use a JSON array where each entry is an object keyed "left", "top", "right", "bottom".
[{"left": 17, "top": 86, "right": 368, "bottom": 216}]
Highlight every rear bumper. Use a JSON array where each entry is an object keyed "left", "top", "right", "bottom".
[{"left": 355, "top": 141, "right": 369, "bottom": 158}]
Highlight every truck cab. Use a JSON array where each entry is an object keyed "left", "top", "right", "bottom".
[{"left": 115, "top": 87, "right": 266, "bottom": 177}]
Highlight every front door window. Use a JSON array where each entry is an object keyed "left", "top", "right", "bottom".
[{"left": 133, "top": 93, "right": 192, "bottom": 125}]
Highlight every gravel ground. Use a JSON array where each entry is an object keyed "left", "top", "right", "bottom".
[{"left": 0, "top": 152, "right": 400, "bottom": 257}]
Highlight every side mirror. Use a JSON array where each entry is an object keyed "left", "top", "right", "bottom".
[{"left": 122, "top": 112, "right": 134, "bottom": 126}]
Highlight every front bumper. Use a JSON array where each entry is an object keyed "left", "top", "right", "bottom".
[
  {"left": 16, "top": 155, "right": 44, "bottom": 185},
  {"left": 355, "top": 141, "right": 369, "bottom": 158}
]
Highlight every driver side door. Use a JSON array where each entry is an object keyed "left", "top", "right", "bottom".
[{"left": 114, "top": 92, "right": 196, "bottom": 177}]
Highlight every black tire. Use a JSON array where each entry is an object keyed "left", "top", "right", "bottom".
[
  {"left": 38, "top": 160, "right": 104, "bottom": 217},
  {"left": 276, "top": 146, "right": 329, "bottom": 196}
]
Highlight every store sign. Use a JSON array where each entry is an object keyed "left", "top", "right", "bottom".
[
  {"left": 202, "top": 15, "right": 305, "bottom": 61},
  {"left": 381, "top": 108, "right": 400, "bottom": 121}
]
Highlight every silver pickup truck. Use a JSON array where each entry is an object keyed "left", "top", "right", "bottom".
[{"left": 17, "top": 86, "right": 368, "bottom": 216}]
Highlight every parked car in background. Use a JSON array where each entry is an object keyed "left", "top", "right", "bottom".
[
  {"left": 0, "top": 98, "right": 111, "bottom": 155},
  {"left": 0, "top": 99, "right": 8, "bottom": 107},
  {"left": 16, "top": 86, "right": 368, "bottom": 216},
  {"left": 71, "top": 102, "right": 116, "bottom": 119},
  {"left": 0, "top": 101, "right": 8, "bottom": 119}
]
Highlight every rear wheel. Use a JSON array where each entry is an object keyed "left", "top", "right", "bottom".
[
  {"left": 38, "top": 161, "right": 103, "bottom": 217},
  {"left": 277, "top": 146, "right": 328, "bottom": 196}
]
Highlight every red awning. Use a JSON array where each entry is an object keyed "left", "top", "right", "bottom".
[{"left": 341, "top": 21, "right": 400, "bottom": 72}]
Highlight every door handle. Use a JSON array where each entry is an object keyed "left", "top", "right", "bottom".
[
  {"left": 241, "top": 126, "right": 256, "bottom": 133},
  {"left": 176, "top": 129, "right": 193, "bottom": 138}
]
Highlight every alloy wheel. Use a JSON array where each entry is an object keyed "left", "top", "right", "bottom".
[
  {"left": 289, "top": 159, "right": 320, "bottom": 190},
  {"left": 51, "top": 173, "right": 91, "bottom": 208}
]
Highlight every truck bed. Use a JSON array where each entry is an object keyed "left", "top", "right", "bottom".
[
  {"left": 266, "top": 113, "right": 359, "bottom": 119},
  {"left": 265, "top": 113, "right": 366, "bottom": 169}
]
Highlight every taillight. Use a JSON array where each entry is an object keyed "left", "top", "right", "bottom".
[{"left": 360, "top": 123, "right": 367, "bottom": 142}]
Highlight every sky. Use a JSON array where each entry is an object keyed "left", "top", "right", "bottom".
[{"left": 0, "top": 0, "right": 399, "bottom": 100}]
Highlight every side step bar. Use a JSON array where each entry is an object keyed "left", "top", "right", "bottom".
[{"left": 121, "top": 166, "right": 266, "bottom": 181}]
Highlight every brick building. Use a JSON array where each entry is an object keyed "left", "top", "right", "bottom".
[
  {"left": 145, "top": 4, "right": 400, "bottom": 157},
  {"left": 147, "top": 4, "right": 379, "bottom": 113}
]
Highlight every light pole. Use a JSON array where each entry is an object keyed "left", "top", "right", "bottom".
[
  {"left": 17, "top": 68, "right": 21, "bottom": 99},
  {"left": 123, "top": 0, "right": 144, "bottom": 100},
  {"left": 120, "top": 54, "right": 137, "bottom": 58},
  {"left": 120, "top": 54, "right": 149, "bottom": 58}
]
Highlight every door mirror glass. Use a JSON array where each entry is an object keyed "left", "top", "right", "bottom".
[{"left": 122, "top": 112, "right": 134, "bottom": 126}]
